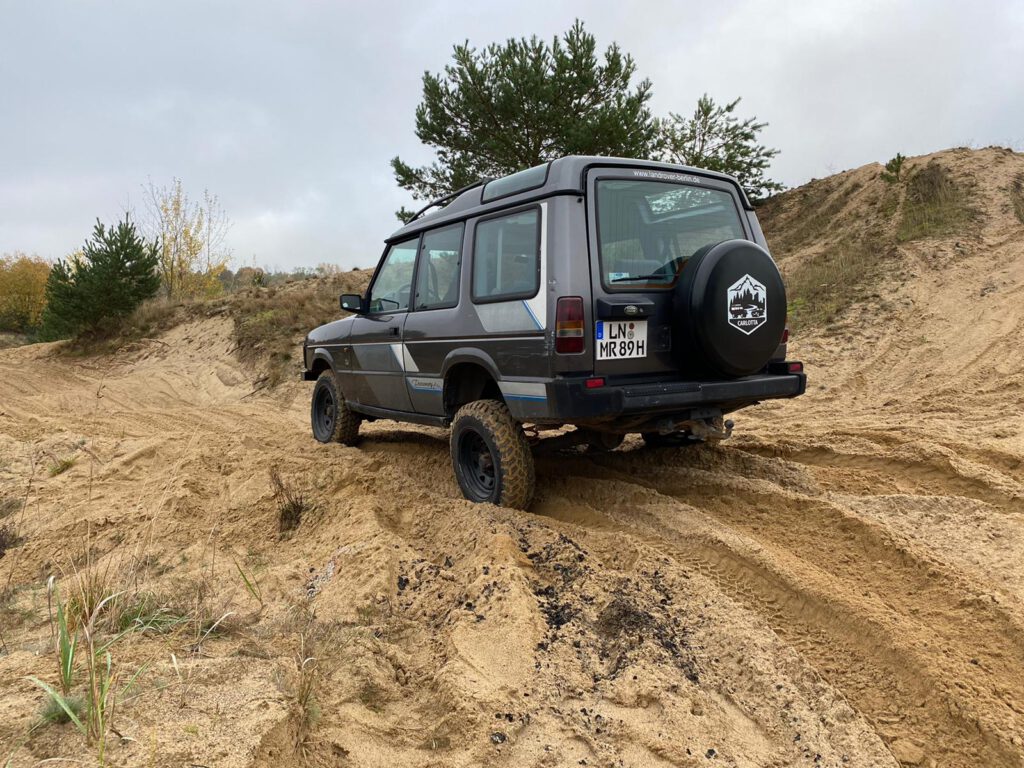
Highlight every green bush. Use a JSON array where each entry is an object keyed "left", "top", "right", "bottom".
[{"left": 39, "top": 217, "right": 161, "bottom": 341}]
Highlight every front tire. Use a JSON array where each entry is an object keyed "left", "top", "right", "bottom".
[
  {"left": 311, "top": 370, "right": 361, "bottom": 445},
  {"left": 450, "top": 400, "right": 535, "bottom": 510}
]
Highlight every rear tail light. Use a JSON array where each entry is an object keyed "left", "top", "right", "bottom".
[
  {"left": 584, "top": 377, "right": 605, "bottom": 389},
  {"left": 781, "top": 327, "right": 790, "bottom": 343},
  {"left": 788, "top": 361, "right": 804, "bottom": 373},
  {"left": 555, "top": 297, "right": 585, "bottom": 354}
]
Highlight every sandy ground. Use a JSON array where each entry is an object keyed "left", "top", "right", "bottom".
[{"left": 2, "top": 148, "right": 1024, "bottom": 767}]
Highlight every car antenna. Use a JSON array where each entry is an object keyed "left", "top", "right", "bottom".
[{"left": 406, "top": 178, "right": 492, "bottom": 224}]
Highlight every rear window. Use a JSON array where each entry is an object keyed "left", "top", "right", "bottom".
[{"left": 596, "top": 179, "right": 746, "bottom": 290}]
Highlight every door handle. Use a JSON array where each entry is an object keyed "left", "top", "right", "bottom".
[{"left": 388, "top": 326, "right": 399, "bottom": 336}]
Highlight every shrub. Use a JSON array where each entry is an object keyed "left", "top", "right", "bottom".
[
  {"left": 145, "top": 179, "right": 231, "bottom": 299},
  {"left": 270, "top": 469, "right": 310, "bottom": 536},
  {"left": 0, "top": 253, "right": 50, "bottom": 332},
  {"left": 39, "top": 217, "right": 161, "bottom": 341},
  {"left": 880, "top": 153, "right": 906, "bottom": 184}
]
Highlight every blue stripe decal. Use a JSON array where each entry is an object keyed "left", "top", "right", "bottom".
[
  {"left": 504, "top": 394, "right": 548, "bottom": 401},
  {"left": 522, "top": 300, "right": 542, "bottom": 330}
]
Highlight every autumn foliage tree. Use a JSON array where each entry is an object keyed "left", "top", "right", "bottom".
[
  {"left": 39, "top": 216, "right": 160, "bottom": 340},
  {"left": 0, "top": 253, "right": 50, "bottom": 332},
  {"left": 145, "top": 179, "right": 231, "bottom": 298}
]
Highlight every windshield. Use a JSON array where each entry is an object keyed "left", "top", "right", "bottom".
[{"left": 595, "top": 179, "right": 746, "bottom": 289}]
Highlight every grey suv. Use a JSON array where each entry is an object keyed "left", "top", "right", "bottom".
[{"left": 303, "top": 156, "right": 806, "bottom": 509}]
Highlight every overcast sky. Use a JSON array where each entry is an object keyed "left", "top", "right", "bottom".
[{"left": 2, "top": 0, "right": 1022, "bottom": 270}]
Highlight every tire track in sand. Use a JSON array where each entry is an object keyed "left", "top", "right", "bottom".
[
  {"left": 545, "top": 454, "right": 1024, "bottom": 768},
  {"left": 740, "top": 445, "right": 1024, "bottom": 514}
]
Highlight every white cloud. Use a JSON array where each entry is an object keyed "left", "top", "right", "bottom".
[{"left": 1, "top": 0, "right": 1022, "bottom": 268}]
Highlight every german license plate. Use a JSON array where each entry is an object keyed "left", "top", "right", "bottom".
[{"left": 595, "top": 320, "right": 647, "bottom": 360}]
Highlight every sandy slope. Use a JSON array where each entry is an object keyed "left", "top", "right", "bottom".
[{"left": 2, "top": 148, "right": 1024, "bottom": 767}]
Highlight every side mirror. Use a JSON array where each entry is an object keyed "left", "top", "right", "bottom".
[{"left": 340, "top": 293, "right": 366, "bottom": 313}]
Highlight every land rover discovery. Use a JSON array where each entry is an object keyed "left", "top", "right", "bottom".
[{"left": 302, "top": 156, "right": 806, "bottom": 509}]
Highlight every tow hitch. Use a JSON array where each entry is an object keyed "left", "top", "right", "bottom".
[
  {"left": 691, "top": 417, "right": 735, "bottom": 442},
  {"left": 650, "top": 415, "right": 734, "bottom": 442}
]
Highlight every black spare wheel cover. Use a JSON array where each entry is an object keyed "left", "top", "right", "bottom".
[{"left": 674, "top": 239, "right": 786, "bottom": 377}]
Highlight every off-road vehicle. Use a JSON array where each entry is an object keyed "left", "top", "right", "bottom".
[{"left": 303, "top": 156, "right": 806, "bottom": 509}]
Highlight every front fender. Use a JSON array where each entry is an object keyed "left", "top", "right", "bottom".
[{"left": 302, "top": 347, "right": 336, "bottom": 381}]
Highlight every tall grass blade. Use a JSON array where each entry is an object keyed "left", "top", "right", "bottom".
[
  {"left": 234, "top": 558, "right": 263, "bottom": 608},
  {"left": 27, "top": 676, "right": 85, "bottom": 734}
]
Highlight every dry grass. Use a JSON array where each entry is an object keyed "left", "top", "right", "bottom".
[
  {"left": 292, "top": 641, "right": 322, "bottom": 754},
  {"left": 60, "top": 270, "right": 370, "bottom": 391},
  {"left": 270, "top": 469, "right": 312, "bottom": 537},
  {"left": 768, "top": 158, "right": 979, "bottom": 332},
  {"left": 67, "top": 296, "right": 200, "bottom": 356},
  {"left": 761, "top": 177, "right": 863, "bottom": 255},
  {"left": 897, "top": 162, "right": 978, "bottom": 242},
  {"left": 783, "top": 235, "right": 891, "bottom": 331},
  {"left": 48, "top": 455, "right": 76, "bottom": 477},
  {"left": 1011, "top": 174, "right": 1024, "bottom": 225},
  {"left": 231, "top": 270, "right": 369, "bottom": 388}
]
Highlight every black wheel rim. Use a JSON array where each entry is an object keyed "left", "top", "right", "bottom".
[
  {"left": 458, "top": 430, "right": 496, "bottom": 500},
  {"left": 314, "top": 384, "right": 336, "bottom": 439}
]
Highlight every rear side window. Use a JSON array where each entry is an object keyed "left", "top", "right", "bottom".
[
  {"left": 414, "top": 223, "right": 464, "bottom": 311},
  {"left": 596, "top": 180, "right": 746, "bottom": 290},
  {"left": 472, "top": 209, "right": 540, "bottom": 302}
]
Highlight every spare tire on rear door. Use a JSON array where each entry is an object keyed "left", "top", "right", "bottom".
[{"left": 673, "top": 239, "right": 786, "bottom": 378}]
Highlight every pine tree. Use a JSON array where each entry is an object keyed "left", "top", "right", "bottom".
[
  {"left": 391, "top": 20, "right": 657, "bottom": 220},
  {"left": 658, "top": 95, "right": 783, "bottom": 201},
  {"left": 391, "top": 22, "right": 785, "bottom": 214},
  {"left": 39, "top": 216, "right": 161, "bottom": 340}
]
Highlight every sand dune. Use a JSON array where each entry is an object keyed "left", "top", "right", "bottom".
[{"left": 2, "top": 148, "right": 1024, "bottom": 767}]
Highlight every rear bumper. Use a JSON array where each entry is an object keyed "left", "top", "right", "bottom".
[{"left": 547, "top": 371, "right": 807, "bottom": 420}]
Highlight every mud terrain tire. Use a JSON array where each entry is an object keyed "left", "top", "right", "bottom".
[
  {"left": 450, "top": 400, "right": 535, "bottom": 510},
  {"left": 311, "top": 370, "right": 361, "bottom": 445}
]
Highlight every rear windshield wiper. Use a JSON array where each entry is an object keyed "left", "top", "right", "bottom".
[{"left": 611, "top": 273, "right": 670, "bottom": 283}]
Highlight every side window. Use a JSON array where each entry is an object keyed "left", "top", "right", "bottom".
[
  {"left": 414, "top": 223, "right": 464, "bottom": 311},
  {"left": 368, "top": 238, "right": 418, "bottom": 313},
  {"left": 472, "top": 209, "right": 540, "bottom": 302}
]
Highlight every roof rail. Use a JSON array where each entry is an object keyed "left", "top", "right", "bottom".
[{"left": 406, "top": 178, "right": 491, "bottom": 224}]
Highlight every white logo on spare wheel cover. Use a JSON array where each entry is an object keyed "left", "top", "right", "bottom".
[{"left": 726, "top": 274, "right": 767, "bottom": 335}]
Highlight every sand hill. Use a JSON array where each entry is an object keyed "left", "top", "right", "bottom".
[{"left": 2, "top": 148, "right": 1024, "bottom": 767}]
